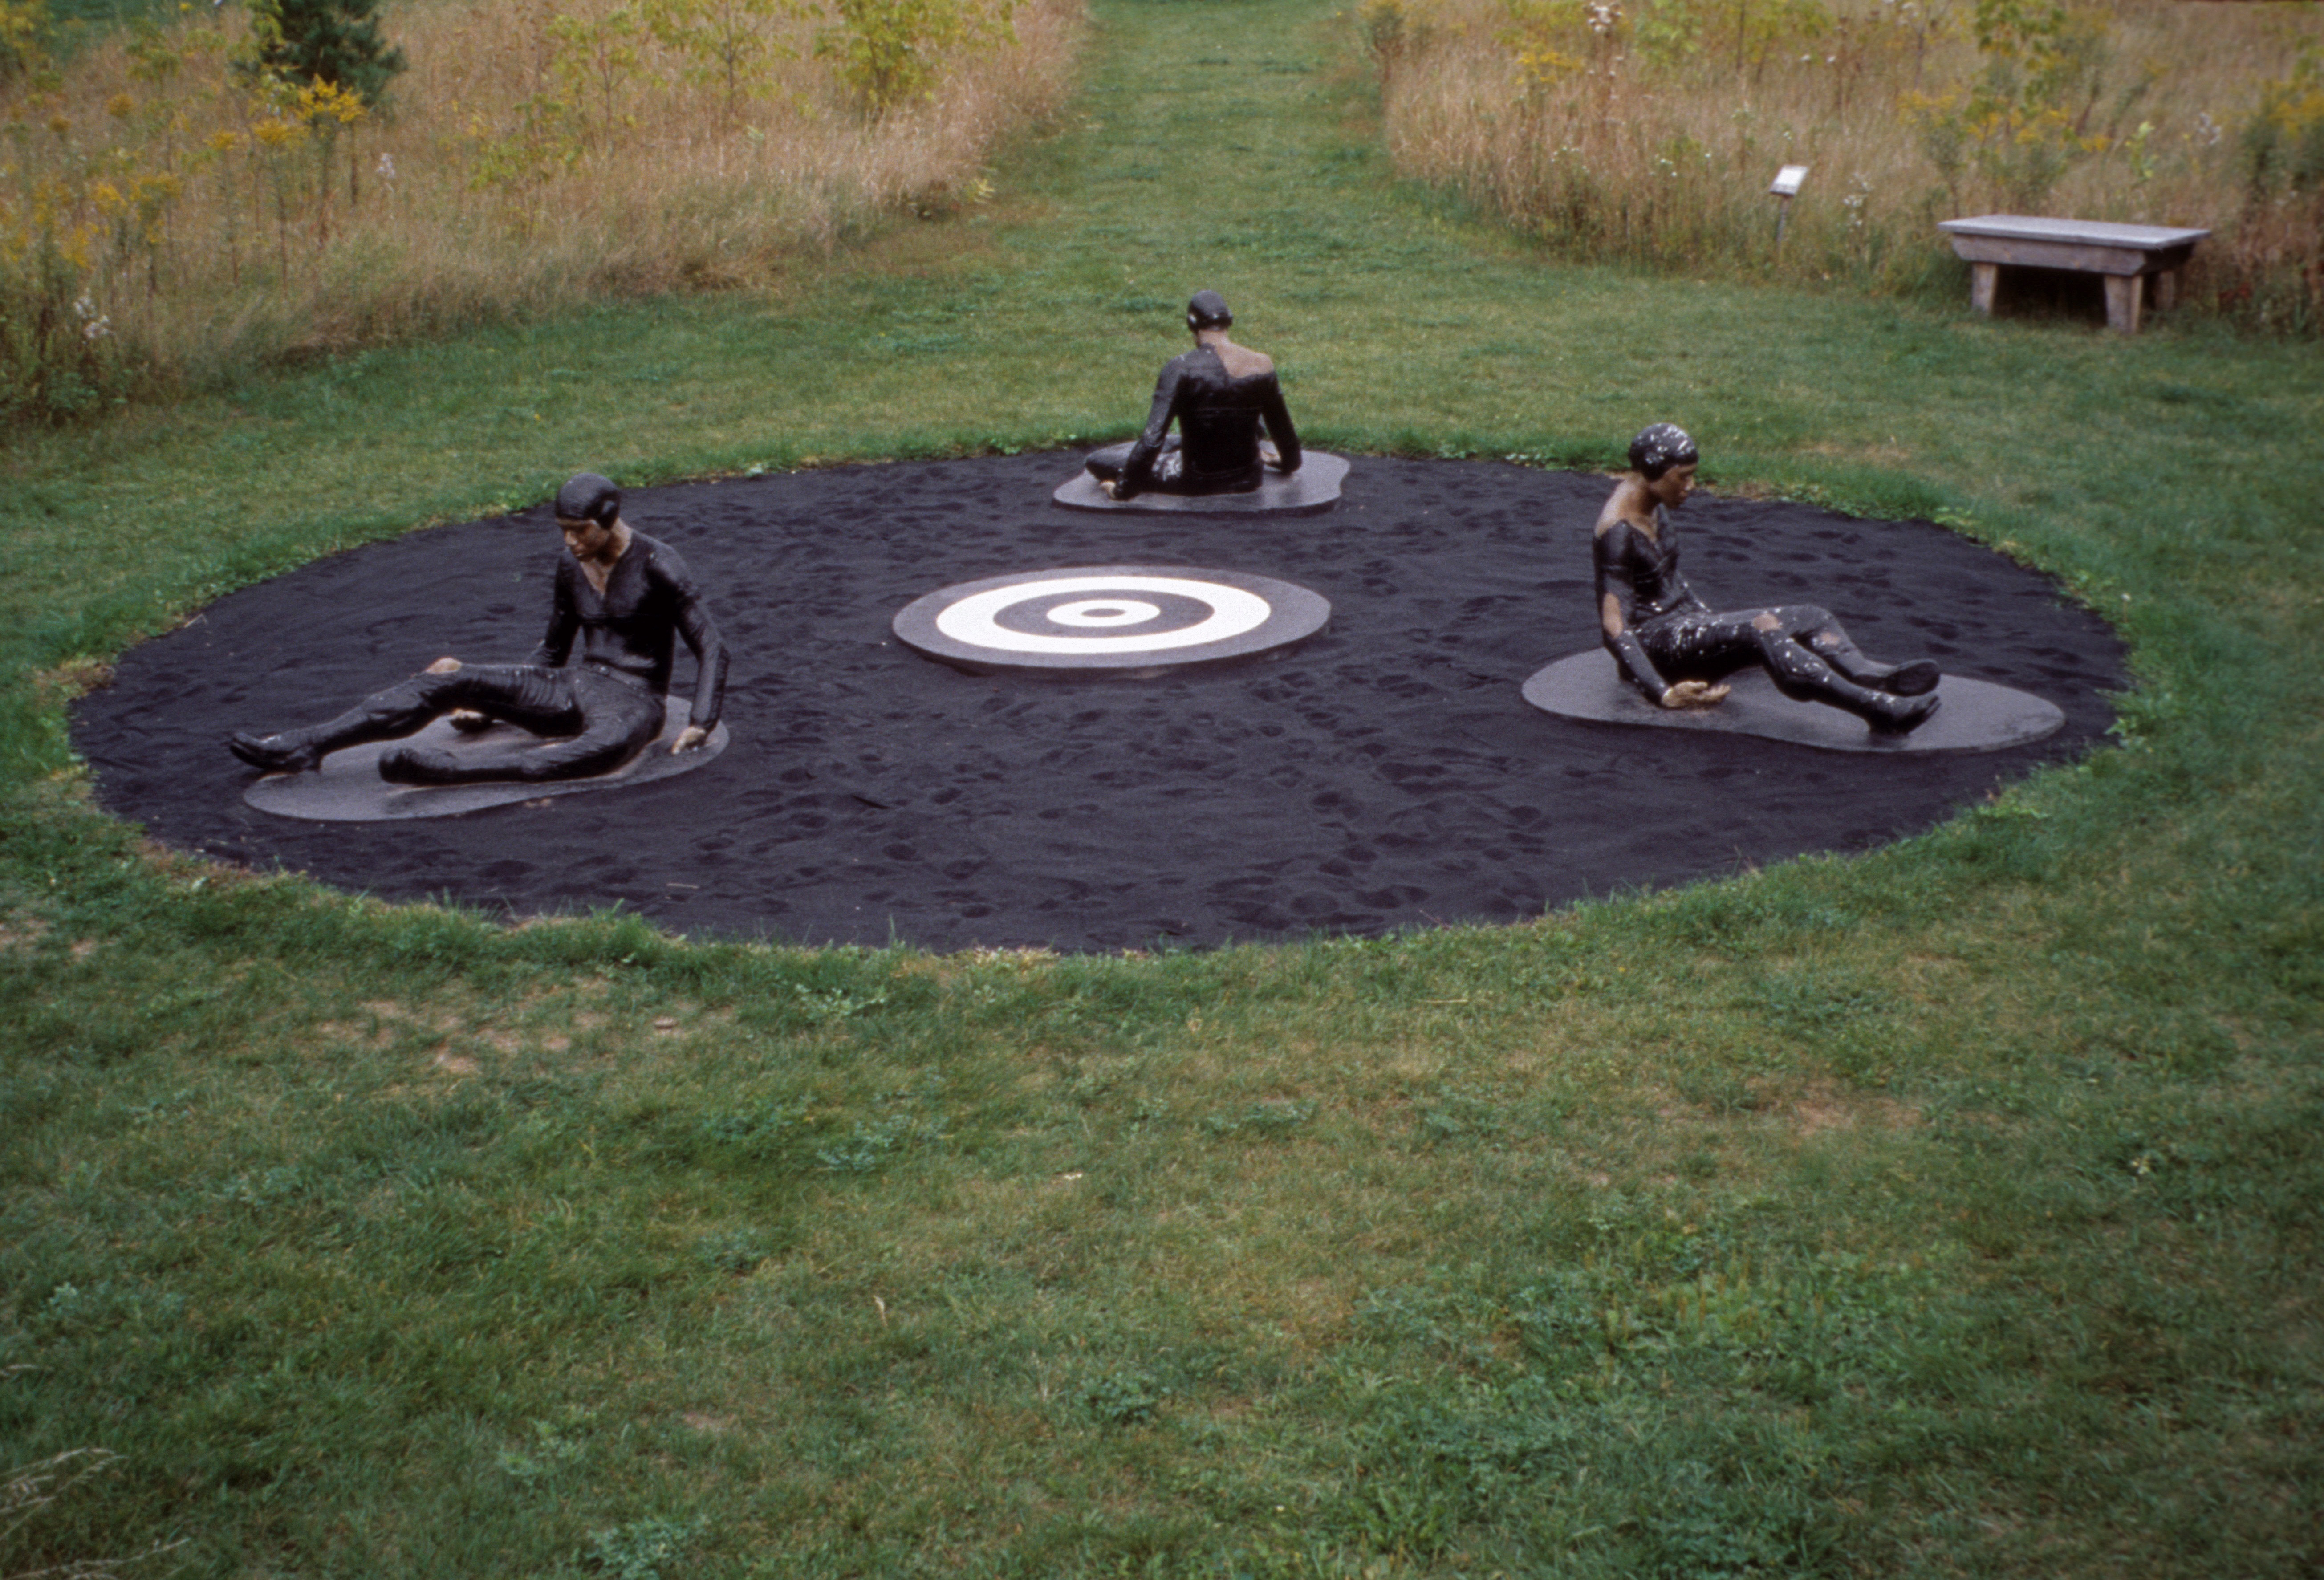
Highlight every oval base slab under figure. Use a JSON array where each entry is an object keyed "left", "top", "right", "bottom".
[
  {"left": 1521, "top": 650, "right": 2063, "bottom": 753},
  {"left": 1057, "top": 290, "right": 1345, "bottom": 514},
  {"left": 244, "top": 697, "right": 731, "bottom": 821},
  {"left": 1583, "top": 423, "right": 1948, "bottom": 737},
  {"left": 1052, "top": 451, "right": 1349, "bottom": 514}
]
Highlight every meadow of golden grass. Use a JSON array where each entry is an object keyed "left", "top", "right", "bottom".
[
  {"left": 0, "top": 0, "right": 1082, "bottom": 403},
  {"left": 1365, "top": 0, "right": 2322, "bottom": 326}
]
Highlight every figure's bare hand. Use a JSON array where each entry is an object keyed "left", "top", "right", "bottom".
[
  {"left": 426, "top": 656, "right": 462, "bottom": 674},
  {"left": 1100, "top": 480, "right": 1122, "bottom": 500},
  {"left": 671, "top": 725, "right": 710, "bottom": 755},
  {"left": 1660, "top": 681, "right": 1731, "bottom": 709}
]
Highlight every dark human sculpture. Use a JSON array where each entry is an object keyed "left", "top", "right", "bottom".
[
  {"left": 1595, "top": 424, "right": 1942, "bottom": 733},
  {"left": 228, "top": 473, "right": 729, "bottom": 784},
  {"left": 1083, "top": 290, "right": 1302, "bottom": 500}
]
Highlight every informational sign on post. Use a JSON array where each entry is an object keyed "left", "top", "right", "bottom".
[{"left": 1769, "top": 165, "right": 1809, "bottom": 256}]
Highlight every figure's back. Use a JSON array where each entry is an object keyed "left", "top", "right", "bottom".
[{"left": 1169, "top": 345, "right": 1282, "bottom": 484}]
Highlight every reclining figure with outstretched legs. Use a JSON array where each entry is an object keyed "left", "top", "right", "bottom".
[
  {"left": 1083, "top": 290, "right": 1303, "bottom": 500},
  {"left": 1594, "top": 424, "right": 1941, "bottom": 734},
  {"left": 229, "top": 473, "right": 729, "bottom": 784}
]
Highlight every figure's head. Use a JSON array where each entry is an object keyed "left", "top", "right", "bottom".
[
  {"left": 1627, "top": 423, "right": 1698, "bottom": 481},
  {"left": 555, "top": 472, "right": 621, "bottom": 527},
  {"left": 1628, "top": 423, "right": 1698, "bottom": 509},
  {"left": 555, "top": 472, "right": 623, "bottom": 557},
  {"left": 1186, "top": 290, "right": 1233, "bottom": 333}
]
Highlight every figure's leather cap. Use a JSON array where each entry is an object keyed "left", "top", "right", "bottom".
[
  {"left": 1628, "top": 423, "right": 1698, "bottom": 480},
  {"left": 555, "top": 472, "right": 621, "bottom": 526}
]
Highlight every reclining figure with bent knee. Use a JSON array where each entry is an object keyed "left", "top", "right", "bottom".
[
  {"left": 1595, "top": 424, "right": 1942, "bottom": 735},
  {"left": 228, "top": 472, "right": 729, "bottom": 785},
  {"left": 1083, "top": 290, "right": 1302, "bottom": 500}
]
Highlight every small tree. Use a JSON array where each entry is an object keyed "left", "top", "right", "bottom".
[
  {"left": 251, "top": 0, "right": 406, "bottom": 106},
  {"left": 648, "top": 0, "right": 804, "bottom": 130},
  {"left": 815, "top": 0, "right": 1012, "bottom": 116}
]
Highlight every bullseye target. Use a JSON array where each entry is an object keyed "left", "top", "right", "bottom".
[{"left": 892, "top": 566, "right": 1331, "bottom": 676}]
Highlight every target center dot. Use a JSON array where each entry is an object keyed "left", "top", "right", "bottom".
[{"left": 1048, "top": 599, "right": 1162, "bottom": 628}]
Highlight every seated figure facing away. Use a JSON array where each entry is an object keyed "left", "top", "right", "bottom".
[
  {"left": 1595, "top": 424, "right": 1942, "bottom": 734},
  {"left": 228, "top": 473, "right": 729, "bottom": 784},
  {"left": 1084, "top": 290, "right": 1302, "bottom": 500}
]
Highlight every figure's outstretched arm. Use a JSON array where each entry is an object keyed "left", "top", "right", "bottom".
[
  {"left": 1115, "top": 365, "right": 1184, "bottom": 500},
  {"left": 528, "top": 558, "right": 581, "bottom": 669},
  {"left": 1598, "top": 590, "right": 1672, "bottom": 704},
  {"left": 656, "top": 552, "right": 729, "bottom": 751},
  {"left": 1260, "top": 378, "right": 1301, "bottom": 473},
  {"left": 675, "top": 596, "right": 728, "bottom": 742},
  {"left": 1594, "top": 537, "right": 1671, "bottom": 705}
]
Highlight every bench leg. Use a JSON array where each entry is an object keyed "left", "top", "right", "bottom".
[
  {"left": 1970, "top": 261, "right": 2000, "bottom": 315},
  {"left": 2104, "top": 273, "right": 2144, "bottom": 334},
  {"left": 2153, "top": 268, "right": 2178, "bottom": 313}
]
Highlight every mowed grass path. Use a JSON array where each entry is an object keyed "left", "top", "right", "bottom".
[{"left": 2, "top": 2, "right": 2320, "bottom": 1576}]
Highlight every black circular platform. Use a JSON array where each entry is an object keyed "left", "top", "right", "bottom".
[{"left": 72, "top": 454, "right": 2126, "bottom": 952}]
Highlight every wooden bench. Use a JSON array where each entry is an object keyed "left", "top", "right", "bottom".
[{"left": 1938, "top": 215, "right": 2210, "bottom": 335}]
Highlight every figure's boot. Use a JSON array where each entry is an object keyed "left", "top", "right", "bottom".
[
  {"left": 1861, "top": 690, "right": 1942, "bottom": 734},
  {"left": 1848, "top": 656, "right": 1941, "bottom": 697},
  {"left": 1813, "top": 633, "right": 1941, "bottom": 696},
  {"left": 1809, "top": 680, "right": 1942, "bottom": 734},
  {"left": 228, "top": 729, "right": 325, "bottom": 773}
]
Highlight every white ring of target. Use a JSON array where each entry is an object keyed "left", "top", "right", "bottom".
[{"left": 933, "top": 575, "right": 1272, "bottom": 655}]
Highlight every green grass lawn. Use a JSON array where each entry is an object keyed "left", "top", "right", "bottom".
[{"left": 3, "top": 1, "right": 2320, "bottom": 1574}]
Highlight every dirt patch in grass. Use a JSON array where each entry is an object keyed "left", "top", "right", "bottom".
[
  {"left": 0, "top": 912, "right": 50, "bottom": 951},
  {"left": 313, "top": 1019, "right": 398, "bottom": 1053},
  {"left": 32, "top": 658, "right": 113, "bottom": 705},
  {"left": 1778, "top": 1087, "right": 1923, "bottom": 1138},
  {"left": 1799, "top": 439, "right": 1920, "bottom": 465},
  {"left": 362, "top": 1000, "right": 463, "bottom": 1035}
]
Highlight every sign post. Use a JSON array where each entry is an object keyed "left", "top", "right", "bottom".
[{"left": 1770, "top": 165, "right": 1809, "bottom": 260}]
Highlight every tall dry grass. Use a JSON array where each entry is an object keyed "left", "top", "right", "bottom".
[
  {"left": 1365, "top": 0, "right": 2323, "bottom": 329},
  {"left": 0, "top": 0, "right": 1083, "bottom": 418}
]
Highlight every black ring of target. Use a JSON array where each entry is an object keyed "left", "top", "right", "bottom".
[{"left": 991, "top": 591, "right": 1205, "bottom": 637}]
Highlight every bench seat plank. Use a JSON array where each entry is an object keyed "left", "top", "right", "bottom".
[{"left": 1938, "top": 213, "right": 2210, "bottom": 334}]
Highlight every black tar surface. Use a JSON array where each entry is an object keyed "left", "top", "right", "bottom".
[{"left": 74, "top": 454, "right": 2126, "bottom": 953}]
